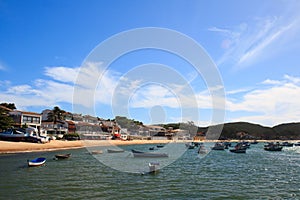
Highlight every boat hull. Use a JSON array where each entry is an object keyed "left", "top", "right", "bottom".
[
  {"left": 55, "top": 154, "right": 71, "bottom": 159},
  {"left": 230, "top": 149, "right": 246, "bottom": 153},
  {"left": 107, "top": 149, "right": 125, "bottom": 153},
  {"left": 132, "top": 149, "right": 168, "bottom": 158},
  {"left": 28, "top": 157, "right": 46, "bottom": 167}
]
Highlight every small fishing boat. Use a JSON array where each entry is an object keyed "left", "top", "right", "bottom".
[
  {"left": 132, "top": 149, "right": 168, "bottom": 158},
  {"left": 294, "top": 142, "right": 300, "bottom": 146},
  {"left": 264, "top": 142, "right": 283, "bottom": 151},
  {"left": 198, "top": 145, "right": 208, "bottom": 154},
  {"left": 149, "top": 162, "right": 160, "bottom": 173},
  {"left": 55, "top": 153, "right": 71, "bottom": 159},
  {"left": 156, "top": 145, "right": 164, "bottom": 148},
  {"left": 27, "top": 157, "right": 46, "bottom": 167},
  {"left": 229, "top": 142, "right": 247, "bottom": 153},
  {"left": 107, "top": 149, "right": 125, "bottom": 153},
  {"left": 211, "top": 143, "right": 225, "bottom": 150},
  {"left": 149, "top": 147, "right": 155, "bottom": 150},
  {"left": 91, "top": 150, "right": 103, "bottom": 154},
  {"left": 281, "top": 142, "right": 294, "bottom": 147},
  {"left": 185, "top": 143, "right": 195, "bottom": 149},
  {"left": 141, "top": 162, "right": 160, "bottom": 175}
]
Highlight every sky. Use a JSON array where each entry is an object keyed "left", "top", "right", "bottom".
[{"left": 1, "top": 0, "right": 300, "bottom": 127}]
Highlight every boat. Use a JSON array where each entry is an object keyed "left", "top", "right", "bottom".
[
  {"left": 148, "top": 162, "right": 160, "bottom": 173},
  {"left": 251, "top": 140, "right": 258, "bottom": 144},
  {"left": 229, "top": 143, "right": 247, "bottom": 153},
  {"left": 91, "top": 150, "right": 103, "bottom": 154},
  {"left": 55, "top": 153, "right": 71, "bottom": 159},
  {"left": 149, "top": 147, "right": 155, "bottom": 150},
  {"left": 211, "top": 143, "right": 225, "bottom": 150},
  {"left": 198, "top": 145, "right": 208, "bottom": 154},
  {"left": 185, "top": 142, "right": 195, "bottom": 149},
  {"left": 294, "top": 142, "right": 300, "bottom": 146},
  {"left": 281, "top": 142, "right": 294, "bottom": 147},
  {"left": 230, "top": 148, "right": 246, "bottom": 153},
  {"left": 141, "top": 162, "right": 160, "bottom": 175},
  {"left": 156, "top": 145, "right": 164, "bottom": 148},
  {"left": 27, "top": 157, "right": 46, "bottom": 167},
  {"left": 264, "top": 142, "right": 283, "bottom": 151},
  {"left": 132, "top": 149, "right": 168, "bottom": 158},
  {"left": 107, "top": 149, "right": 125, "bottom": 153}
]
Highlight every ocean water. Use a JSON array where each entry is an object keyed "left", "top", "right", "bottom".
[{"left": 0, "top": 143, "right": 300, "bottom": 199}]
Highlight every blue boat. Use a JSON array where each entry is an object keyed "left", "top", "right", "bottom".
[{"left": 27, "top": 157, "right": 46, "bottom": 167}]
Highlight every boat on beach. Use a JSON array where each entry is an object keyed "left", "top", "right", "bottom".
[
  {"left": 55, "top": 153, "right": 71, "bottom": 159},
  {"left": 132, "top": 149, "right": 168, "bottom": 158},
  {"left": 27, "top": 157, "right": 46, "bottom": 167}
]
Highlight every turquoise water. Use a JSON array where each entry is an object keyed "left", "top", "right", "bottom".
[{"left": 0, "top": 143, "right": 300, "bottom": 199}]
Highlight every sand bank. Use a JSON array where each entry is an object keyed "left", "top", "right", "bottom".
[
  {"left": 1, "top": 139, "right": 298, "bottom": 154},
  {"left": 0, "top": 139, "right": 173, "bottom": 154}
]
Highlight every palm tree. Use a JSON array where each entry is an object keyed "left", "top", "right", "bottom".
[{"left": 47, "top": 106, "right": 66, "bottom": 134}]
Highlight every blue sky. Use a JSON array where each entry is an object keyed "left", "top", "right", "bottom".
[{"left": 1, "top": 0, "right": 300, "bottom": 126}]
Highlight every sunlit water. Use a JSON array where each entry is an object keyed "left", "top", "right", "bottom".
[{"left": 0, "top": 143, "right": 300, "bottom": 199}]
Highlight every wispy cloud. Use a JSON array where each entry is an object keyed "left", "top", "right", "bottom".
[
  {"left": 210, "top": 11, "right": 300, "bottom": 69},
  {"left": 0, "top": 60, "right": 7, "bottom": 71}
]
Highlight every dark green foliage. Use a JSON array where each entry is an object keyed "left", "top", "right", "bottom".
[
  {"left": 47, "top": 106, "right": 66, "bottom": 123},
  {"left": 114, "top": 116, "right": 143, "bottom": 129},
  {"left": 63, "top": 133, "right": 80, "bottom": 140},
  {"left": 0, "top": 103, "right": 16, "bottom": 131},
  {"left": 0, "top": 103, "right": 16, "bottom": 110}
]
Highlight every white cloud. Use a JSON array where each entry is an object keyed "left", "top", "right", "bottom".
[
  {"left": 44, "top": 66, "right": 80, "bottom": 83},
  {"left": 226, "top": 75, "right": 300, "bottom": 126}
]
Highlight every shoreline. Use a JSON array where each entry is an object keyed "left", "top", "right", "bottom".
[{"left": 1, "top": 139, "right": 299, "bottom": 154}]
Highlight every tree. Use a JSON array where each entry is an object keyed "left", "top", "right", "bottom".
[
  {"left": 0, "top": 103, "right": 16, "bottom": 131},
  {"left": 47, "top": 106, "right": 66, "bottom": 123},
  {"left": 0, "top": 103, "right": 16, "bottom": 110}
]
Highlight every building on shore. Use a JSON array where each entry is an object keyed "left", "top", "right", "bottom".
[{"left": 9, "top": 110, "right": 42, "bottom": 133}]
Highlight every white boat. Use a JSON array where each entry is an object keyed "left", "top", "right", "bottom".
[
  {"left": 27, "top": 157, "right": 46, "bottom": 167},
  {"left": 107, "top": 149, "right": 125, "bottom": 153}
]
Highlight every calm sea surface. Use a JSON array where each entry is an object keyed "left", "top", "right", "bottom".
[{"left": 0, "top": 143, "right": 300, "bottom": 199}]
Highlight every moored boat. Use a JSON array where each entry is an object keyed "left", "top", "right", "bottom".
[
  {"left": 91, "top": 150, "right": 103, "bottom": 154},
  {"left": 132, "top": 149, "right": 168, "bottom": 158},
  {"left": 186, "top": 142, "right": 195, "bottom": 149},
  {"left": 294, "top": 142, "right": 300, "bottom": 146},
  {"left": 107, "top": 149, "right": 125, "bottom": 153},
  {"left": 55, "top": 153, "right": 71, "bottom": 159},
  {"left": 27, "top": 157, "right": 46, "bottom": 167},
  {"left": 211, "top": 143, "right": 225, "bottom": 150},
  {"left": 281, "top": 142, "right": 294, "bottom": 147},
  {"left": 264, "top": 142, "right": 283, "bottom": 151},
  {"left": 230, "top": 142, "right": 247, "bottom": 153},
  {"left": 198, "top": 145, "right": 208, "bottom": 154}
]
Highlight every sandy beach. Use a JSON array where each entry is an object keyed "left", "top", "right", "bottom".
[
  {"left": 1, "top": 139, "right": 298, "bottom": 154},
  {"left": 0, "top": 139, "right": 173, "bottom": 154}
]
